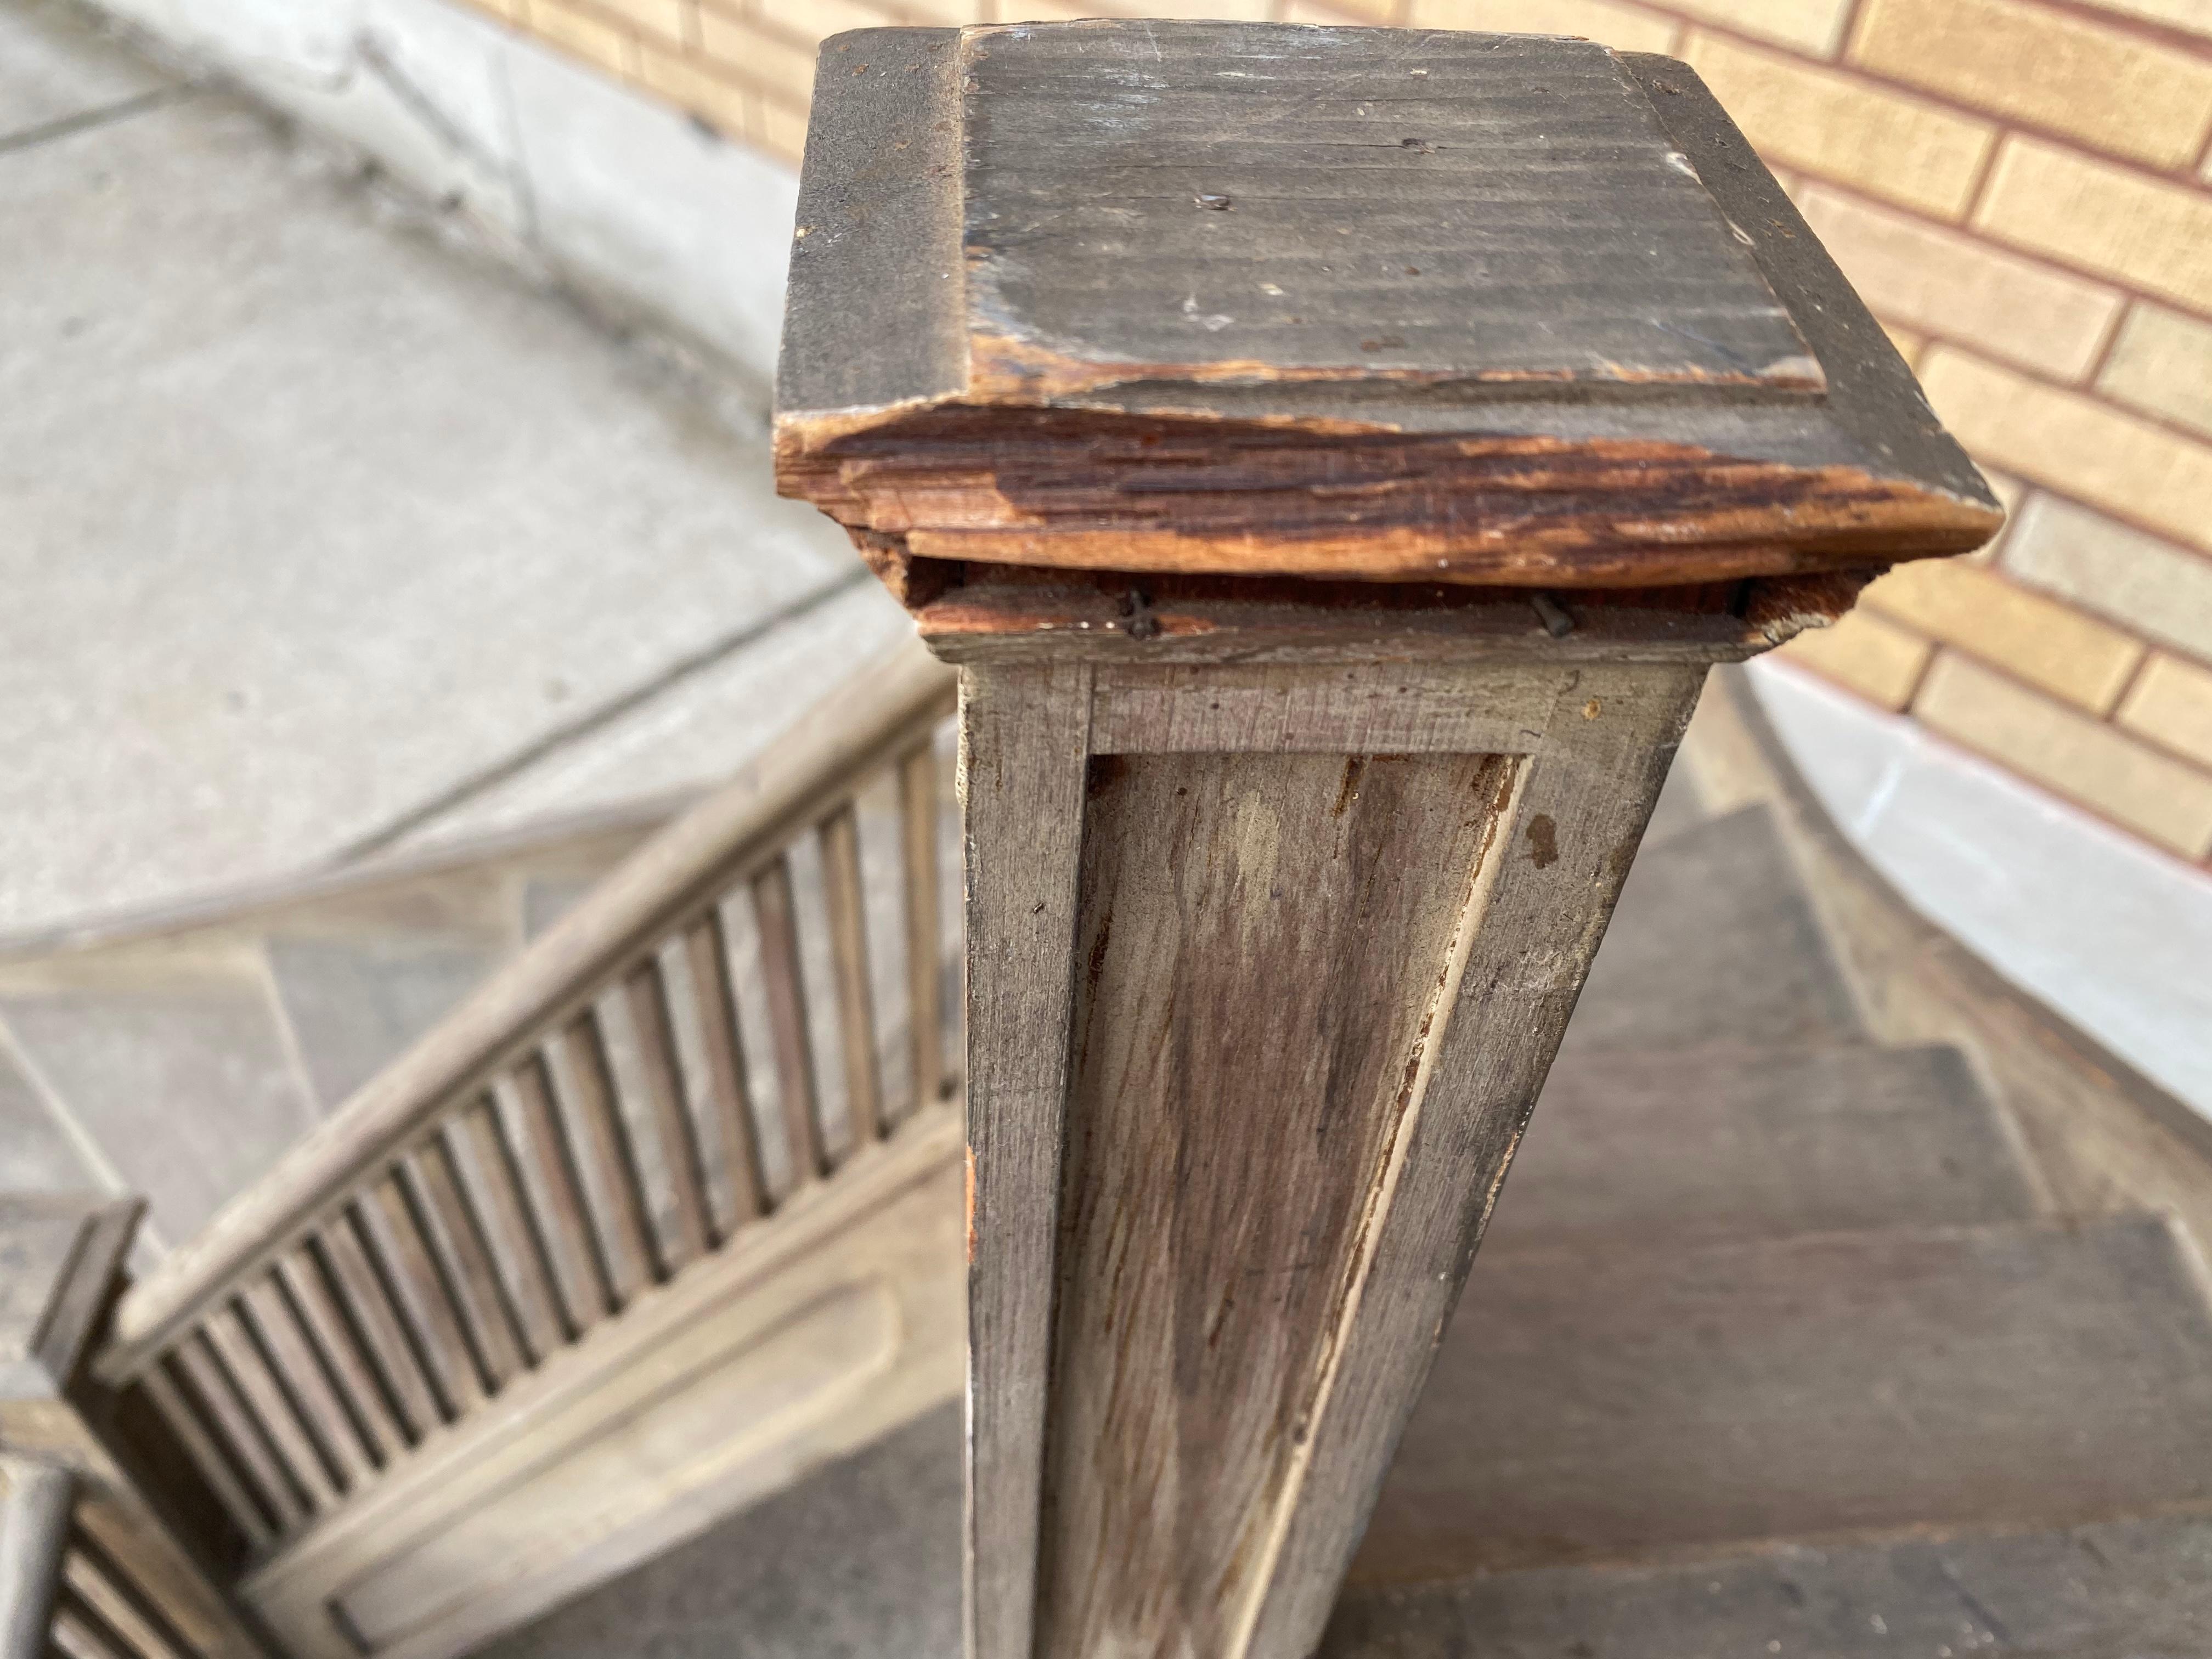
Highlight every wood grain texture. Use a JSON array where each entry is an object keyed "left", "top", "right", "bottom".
[
  {"left": 1037, "top": 748, "right": 1516, "bottom": 1657},
  {"left": 1241, "top": 663, "right": 1703, "bottom": 1655},
  {"left": 317, "top": 1214, "right": 442, "bottom": 1443},
  {"left": 776, "top": 22, "right": 2002, "bottom": 592},
  {"left": 504, "top": 1054, "right": 610, "bottom": 1341},
  {"left": 752, "top": 859, "right": 828, "bottom": 1189},
  {"left": 899, "top": 743, "right": 946, "bottom": 1124},
  {"left": 273, "top": 1246, "right": 405, "bottom": 1465},
  {"left": 447, "top": 1102, "right": 566, "bottom": 1367},
  {"left": 959, "top": 664, "right": 1092, "bottom": 1659},
  {"left": 819, "top": 805, "right": 885, "bottom": 1145},
  {"left": 622, "top": 960, "right": 714, "bottom": 1269},
  {"left": 682, "top": 913, "right": 769, "bottom": 1231}
]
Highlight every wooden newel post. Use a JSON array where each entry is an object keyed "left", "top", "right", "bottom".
[{"left": 777, "top": 21, "right": 1998, "bottom": 1657}]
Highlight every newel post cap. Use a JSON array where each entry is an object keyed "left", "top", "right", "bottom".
[{"left": 772, "top": 21, "right": 2000, "bottom": 656}]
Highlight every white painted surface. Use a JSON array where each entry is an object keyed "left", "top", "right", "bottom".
[
  {"left": 86, "top": 0, "right": 800, "bottom": 386},
  {"left": 1750, "top": 659, "right": 2212, "bottom": 1121}
]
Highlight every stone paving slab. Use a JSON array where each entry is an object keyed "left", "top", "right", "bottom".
[
  {"left": 0, "top": 14, "right": 859, "bottom": 942},
  {"left": 0, "top": 0, "right": 170, "bottom": 143}
]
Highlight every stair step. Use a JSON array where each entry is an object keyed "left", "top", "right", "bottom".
[
  {"left": 0, "top": 966, "right": 317, "bottom": 1248},
  {"left": 267, "top": 932, "right": 506, "bottom": 1110},
  {"left": 1564, "top": 805, "right": 1859, "bottom": 1053},
  {"left": 1353, "top": 1216, "right": 2212, "bottom": 1585},
  {"left": 1486, "top": 1042, "right": 2040, "bottom": 1249},
  {"left": 1325, "top": 1510, "right": 2212, "bottom": 1658}
]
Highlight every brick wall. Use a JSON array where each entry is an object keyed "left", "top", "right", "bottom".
[{"left": 464, "top": 0, "right": 2212, "bottom": 870}]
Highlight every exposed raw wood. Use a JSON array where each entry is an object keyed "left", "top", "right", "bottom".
[
  {"left": 777, "top": 24, "right": 2001, "bottom": 592},
  {"left": 681, "top": 913, "right": 769, "bottom": 1231},
  {"left": 621, "top": 960, "right": 714, "bottom": 1267},
  {"left": 503, "top": 1055, "right": 608, "bottom": 1341},
  {"left": 403, "top": 1138, "right": 526, "bottom": 1389},
  {"left": 137, "top": 1368, "right": 272, "bottom": 1553},
  {"left": 1039, "top": 747, "right": 1517, "bottom": 1656},
  {"left": 446, "top": 1103, "right": 566, "bottom": 1367},
  {"left": 556, "top": 1014, "right": 657, "bottom": 1306},
  {"left": 272, "top": 1246, "right": 405, "bottom": 1464},
  {"left": 240, "top": 1108, "right": 967, "bottom": 1659},
  {"left": 898, "top": 744, "right": 945, "bottom": 1123},
  {"left": 360, "top": 1177, "right": 484, "bottom": 1419},
  {"left": 236, "top": 1278, "right": 375, "bottom": 1491},
  {"left": 170, "top": 1339, "right": 306, "bottom": 1536},
  {"left": 819, "top": 805, "right": 884, "bottom": 1145},
  {"left": 99, "top": 642, "right": 953, "bottom": 1384},
  {"left": 958, "top": 665, "right": 1091, "bottom": 1659},
  {"left": 317, "top": 1212, "right": 442, "bottom": 1442},
  {"left": 751, "top": 857, "right": 828, "bottom": 1187}
]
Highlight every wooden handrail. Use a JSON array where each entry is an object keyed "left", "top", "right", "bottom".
[{"left": 98, "top": 637, "right": 954, "bottom": 1387}]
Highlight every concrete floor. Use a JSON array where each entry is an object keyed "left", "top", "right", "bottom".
[{"left": 0, "top": 0, "right": 906, "bottom": 947}]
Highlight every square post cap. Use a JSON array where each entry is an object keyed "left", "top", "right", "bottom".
[{"left": 774, "top": 21, "right": 2001, "bottom": 643}]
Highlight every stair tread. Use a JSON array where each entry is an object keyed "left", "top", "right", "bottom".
[
  {"left": 1355, "top": 1215, "right": 2212, "bottom": 1584},
  {"left": 0, "top": 972, "right": 317, "bottom": 1248},
  {"left": 267, "top": 932, "right": 507, "bottom": 1111},
  {"left": 1325, "top": 1510, "right": 2212, "bottom": 1658},
  {"left": 1564, "top": 805, "right": 1859, "bottom": 1053},
  {"left": 1487, "top": 1042, "right": 2040, "bottom": 1248}
]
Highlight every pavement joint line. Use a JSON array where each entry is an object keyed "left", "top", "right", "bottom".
[
  {"left": 326, "top": 565, "right": 881, "bottom": 867},
  {"left": 0, "top": 82, "right": 199, "bottom": 159}
]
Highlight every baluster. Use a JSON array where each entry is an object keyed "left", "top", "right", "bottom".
[
  {"left": 558, "top": 1011, "right": 657, "bottom": 1304},
  {"left": 684, "top": 909, "right": 768, "bottom": 1230},
  {"left": 819, "top": 801, "right": 884, "bottom": 1144},
  {"left": 49, "top": 1604, "right": 126, "bottom": 1659},
  {"left": 403, "top": 1136, "right": 527, "bottom": 1388},
  {"left": 358, "top": 1176, "right": 484, "bottom": 1419},
  {"left": 273, "top": 1244, "right": 404, "bottom": 1465},
  {"left": 197, "top": 1307, "right": 340, "bottom": 1515},
  {"left": 452, "top": 1096, "right": 567, "bottom": 1364},
  {"left": 623, "top": 956, "right": 714, "bottom": 1268},
  {"left": 137, "top": 1363, "right": 274, "bottom": 1551},
  {"left": 59, "top": 1545, "right": 189, "bottom": 1659},
  {"left": 900, "top": 740, "right": 947, "bottom": 1119},
  {"left": 507, "top": 1051, "right": 612, "bottom": 1336},
  {"left": 318, "top": 1210, "right": 443, "bottom": 1440},
  {"left": 170, "top": 1335, "right": 307, "bottom": 1535},
  {"left": 751, "top": 855, "right": 827, "bottom": 1185},
  {"left": 238, "top": 1276, "right": 377, "bottom": 1488}
]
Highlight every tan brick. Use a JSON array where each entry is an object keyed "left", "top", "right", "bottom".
[
  {"left": 638, "top": 43, "right": 755, "bottom": 139},
  {"left": 900, "top": 0, "right": 985, "bottom": 25},
  {"left": 2099, "top": 304, "right": 2212, "bottom": 444},
  {"left": 1279, "top": 0, "right": 1397, "bottom": 20},
  {"left": 1779, "top": 607, "right": 1933, "bottom": 710},
  {"left": 1406, "top": 0, "right": 1678, "bottom": 52},
  {"left": 1666, "top": 0, "right": 1849, "bottom": 55},
  {"left": 697, "top": 7, "right": 820, "bottom": 101},
  {"left": 1918, "top": 348, "right": 2212, "bottom": 560},
  {"left": 1974, "top": 139, "right": 2212, "bottom": 315},
  {"left": 1849, "top": 0, "right": 2212, "bottom": 170},
  {"left": 756, "top": 94, "right": 808, "bottom": 162},
  {"left": 1913, "top": 651, "right": 2212, "bottom": 857},
  {"left": 2086, "top": 0, "right": 2212, "bottom": 43},
  {"left": 530, "top": 0, "right": 636, "bottom": 74},
  {"left": 1797, "top": 187, "right": 2121, "bottom": 381},
  {"left": 2120, "top": 653, "right": 2212, "bottom": 771},
  {"left": 2004, "top": 494, "right": 2212, "bottom": 663},
  {"left": 1875, "top": 315, "right": 1925, "bottom": 366},
  {"left": 1680, "top": 35, "right": 1995, "bottom": 219},
  {"left": 754, "top": 0, "right": 902, "bottom": 46},
  {"left": 1861, "top": 558, "right": 2143, "bottom": 712},
  {"left": 1094, "top": 0, "right": 1278, "bottom": 17},
  {"left": 592, "top": 0, "right": 685, "bottom": 43}
]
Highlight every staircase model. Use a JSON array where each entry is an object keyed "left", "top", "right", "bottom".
[{"left": 7, "top": 19, "right": 2212, "bottom": 1659}]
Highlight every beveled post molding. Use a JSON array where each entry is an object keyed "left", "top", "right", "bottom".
[{"left": 775, "top": 22, "right": 1999, "bottom": 1658}]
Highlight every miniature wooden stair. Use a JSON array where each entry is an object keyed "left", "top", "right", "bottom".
[{"left": 468, "top": 777, "right": 2212, "bottom": 1659}]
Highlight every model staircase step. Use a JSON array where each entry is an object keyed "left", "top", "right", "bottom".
[
  {"left": 266, "top": 932, "right": 509, "bottom": 1110},
  {"left": 1564, "top": 804, "right": 1860, "bottom": 1054},
  {"left": 1324, "top": 1509, "right": 2212, "bottom": 1658},
  {"left": 1486, "top": 1042, "right": 2041, "bottom": 1249},
  {"left": 0, "top": 966, "right": 317, "bottom": 1251},
  {"left": 1352, "top": 1216, "right": 2212, "bottom": 1585}
]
